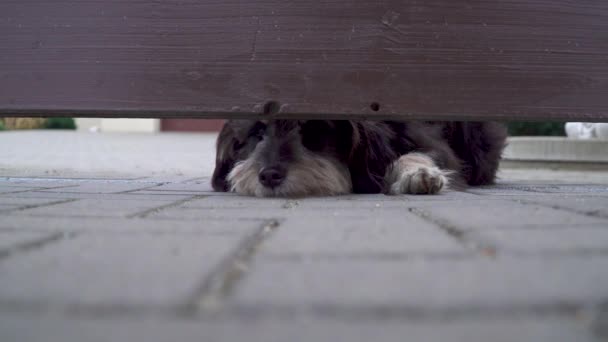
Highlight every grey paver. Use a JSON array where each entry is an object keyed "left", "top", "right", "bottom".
[
  {"left": 3, "top": 191, "right": 193, "bottom": 201},
  {"left": 412, "top": 200, "right": 607, "bottom": 230},
  {"left": 0, "top": 215, "right": 262, "bottom": 235},
  {"left": 517, "top": 195, "right": 608, "bottom": 218},
  {"left": 470, "top": 226, "right": 608, "bottom": 254},
  {"left": 0, "top": 313, "right": 598, "bottom": 342},
  {"left": 0, "top": 185, "right": 44, "bottom": 194},
  {"left": 260, "top": 214, "right": 467, "bottom": 257},
  {"left": 0, "top": 197, "right": 76, "bottom": 208},
  {"left": 11, "top": 198, "right": 190, "bottom": 218},
  {"left": 232, "top": 256, "right": 608, "bottom": 310},
  {"left": 144, "top": 181, "right": 215, "bottom": 193},
  {"left": 0, "top": 228, "right": 257, "bottom": 307},
  {"left": 35, "top": 182, "right": 162, "bottom": 194},
  {"left": 0, "top": 231, "right": 58, "bottom": 252}
]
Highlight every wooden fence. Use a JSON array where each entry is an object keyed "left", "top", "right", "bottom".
[{"left": 1, "top": 1, "right": 607, "bottom": 121}]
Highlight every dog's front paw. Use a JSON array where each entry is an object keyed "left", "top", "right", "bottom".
[{"left": 389, "top": 166, "right": 447, "bottom": 195}]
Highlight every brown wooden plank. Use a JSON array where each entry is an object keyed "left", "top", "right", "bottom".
[
  {"left": 1, "top": 0, "right": 607, "bottom": 121},
  {"left": 160, "top": 119, "right": 225, "bottom": 132}
]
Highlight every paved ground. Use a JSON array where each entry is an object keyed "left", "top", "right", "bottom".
[{"left": 1, "top": 131, "right": 608, "bottom": 342}]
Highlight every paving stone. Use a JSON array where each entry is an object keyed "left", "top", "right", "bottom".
[
  {"left": 0, "top": 197, "right": 76, "bottom": 209},
  {"left": 232, "top": 256, "right": 608, "bottom": 310},
  {"left": 0, "top": 229, "right": 257, "bottom": 307},
  {"left": 517, "top": 196, "right": 608, "bottom": 218},
  {"left": 13, "top": 198, "right": 188, "bottom": 218},
  {"left": 412, "top": 200, "right": 607, "bottom": 230},
  {"left": 1, "top": 179, "right": 96, "bottom": 189},
  {"left": 525, "top": 184, "right": 608, "bottom": 195},
  {"left": 0, "top": 180, "right": 131, "bottom": 195},
  {"left": 0, "top": 185, "right": 43, "bottom": 194},
  {"left": 0, "top": 181, "right": 44, "bottom": 187},
  {"left": 149, "top": 207, "right": 284, "bottom": 221},
  {"left": 0, "top": 313, "right": 598, "bottom": 342},
  {"left": 0, "top": 216, "right": 262, "bottom": 235},
  {"left": 148, "top": 196, "right": 291, "bottom": 220},
  {"left": 182, "top": 196, "right": 288, "bottom": 208},
  {"left": 2, "top": 191, "right": 194, "bottom": 202},
  {"left": 0, "top": 231, "right": 57, "bottom": 252},
  {"left": 133, "top": 189, "right": 234, "bottom": 197},
  {"left": 467, "top": 187, "right": 547, "bottom": 196},
  {"left": 146, "top": 182, "right": 215, "bottom": 193},
  {"left": 150, "top": 205, "right": 421, "bottom": 221},
  {"left": 260, "top": 214, "right": 466, "bottom": 257},
  {"left": 469, "top": 183, "right": 608, "bottom": 197},
  {"left": 470, "top": 226, "right": 608, "bottom": 254},
  {"left": 272, "top": 198, "right": 410, "bottom": 210},
  {"left": 36, "top": 181, "right": 162, "bottom": 194},
  {"left": 154, "top": 196, "right": 441, "bottom": 221},
  {"left": 401, "top": 191, "right": 483, "bottom": 201}
]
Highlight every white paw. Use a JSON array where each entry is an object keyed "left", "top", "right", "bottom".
[{"left": 389, "top": 166, "right": 447, "bottom": 195}]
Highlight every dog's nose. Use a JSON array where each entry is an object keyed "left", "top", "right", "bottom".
[{"left": 259, "top": 167, "right": 286, "bottom": 188}]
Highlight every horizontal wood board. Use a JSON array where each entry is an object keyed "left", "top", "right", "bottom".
[{"left": 1, "top": 0, "right": 607, "bottom": 121}]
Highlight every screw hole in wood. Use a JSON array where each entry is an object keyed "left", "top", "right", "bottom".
[{"left": 262, "top": 101, "right": 280, "bottom": 115}]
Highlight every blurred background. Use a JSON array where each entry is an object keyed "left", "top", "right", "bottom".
[{"left": 0, "top": 117, "right": 566, "bottom": 136}]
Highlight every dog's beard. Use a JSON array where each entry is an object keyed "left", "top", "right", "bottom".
[{"left": 227, "top": 150, "right": 352, "bottom": 197}]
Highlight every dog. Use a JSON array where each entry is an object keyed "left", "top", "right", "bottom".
[{"left": 212, "top": 120, "right": 507, "bottom": 197}]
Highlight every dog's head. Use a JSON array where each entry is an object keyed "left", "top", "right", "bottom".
[{"left": 212, "top": 120, "right": 397, "bottom": 197}]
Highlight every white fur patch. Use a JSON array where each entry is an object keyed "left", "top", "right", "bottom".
[
  {"left": 227, "top": 149, "right": 352, "bottom": 198},
  {"left": 385, "top": 153, "right": 449, "bottom": 195}
]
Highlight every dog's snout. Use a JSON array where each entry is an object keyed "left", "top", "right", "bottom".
[{"left": 259, "top": 167, "right": 286, "bottom": 188}]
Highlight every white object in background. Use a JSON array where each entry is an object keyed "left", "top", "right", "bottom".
[
  {"left": 597, "top": 123, "right": 608, "bottom": 140},
  {"left": 565, "top": 122, "right": 608, "bottom": 140},
  {"left": 100, "top": 119, "right": 160, "bottom": 133},
  {"left": 75, "top": 118, "right": 160, "bottom": 133}
]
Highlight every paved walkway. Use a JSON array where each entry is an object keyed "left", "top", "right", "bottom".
[{"left": 1, "top": 131, "right": 607, "bottom": 342}]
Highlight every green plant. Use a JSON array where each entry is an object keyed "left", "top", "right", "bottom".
[
  {"left": 0, "top": 120, "right": 5, "bottom": 131},
  {"left": 507, "top": 122, "right": 565, "bottom": 136},
  {"left": 44, "top": 117, "right": 76, "bottom": 130}
]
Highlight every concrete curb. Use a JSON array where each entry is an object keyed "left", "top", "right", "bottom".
[{"left": 503, "top": 137, "right": 608, "bottom": 163}]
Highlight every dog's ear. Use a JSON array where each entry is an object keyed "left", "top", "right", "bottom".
[
  {"left": 341, "top": 122, "right": 398, "bottom": 194},
  {"left": 211, "top": 120, "right": 255, "bottom": 192}
]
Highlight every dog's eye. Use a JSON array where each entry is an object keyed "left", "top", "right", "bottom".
[
  {"left": 249, "top": 122, "right": 267, "bottom": 141},
  {"left": 301, "top": 121, "right": 330, "bottom": 152},
  {"left": 233, "top": 139, "right": 246, "bottom": 151}
]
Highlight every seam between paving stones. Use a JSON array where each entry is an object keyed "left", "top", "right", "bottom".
[
  {"left": 126, "top": 195, "right": 206, "bottom": 218},
  {"left": 0, "top": 232, "right": 76, "bottom": 261},
  {"left": 34, "top": 185, "right": 167, "bottom": 195},
  {"left": 0, "top": 297, "right": 598, "bottom": 323},
  {"left": 0, "top": 184, "right": 80, "bottom": 195},
  {"left": 407, "top": 207, "right": 498, "bottom": 257},
  {"left": 222, "top": 301, "right": 597, "bottom": 322},
  {"left": 258, "top": 251, "right": 474, "bottom": 262},
  {"left": 115, "top": 183, "right": 171, "bottom": 194},
  {"left": 261, "top": 248, "right": 608, "bottom": 262},
  {"left": 180, "top": 176, "right": 210, "bottom": 183},
  {"left": 2, "top": 176, "right": 152, "bottom": 183},
  {"left": 178, "top": 219, "right": 281, "bottom": 316},
  {"left": 0, "top": 213, "right": 269, "bottom": 222},
  {"left": 0, "top": 198, "right": 79, "bottom": 215},
  {"left": 0, "top": 225, "right": 245, "bottom": 237}
]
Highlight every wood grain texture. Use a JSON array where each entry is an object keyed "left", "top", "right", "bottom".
[{"left": 1, "top": 0, "right": 607, "bottom": 121}]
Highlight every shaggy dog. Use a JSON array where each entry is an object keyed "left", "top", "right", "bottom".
[{"left": 212, "top": 120, "right": 507, "bottom": 197}]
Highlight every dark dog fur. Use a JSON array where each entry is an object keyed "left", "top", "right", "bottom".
[{"left": 212, "top": 120, "right": 507, "bottom": 197}]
